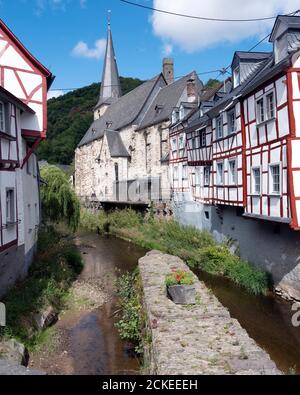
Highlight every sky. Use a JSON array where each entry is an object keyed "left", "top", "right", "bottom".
[{"left": 1, "top": 0, "right": 299, "bottom": 99}]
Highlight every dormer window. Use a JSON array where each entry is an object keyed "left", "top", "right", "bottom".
[
  {"left": 172, "top": 108, "right": 179, "bottom": 124},
  {"left": 155, "top": 105, "right": 163, "bottom": 116},
  {"left": 233, "top": 67, "right": 240, "bottom": 88},
  {"left": 179, "top": 106, "right": 186, "bottom": 120}
]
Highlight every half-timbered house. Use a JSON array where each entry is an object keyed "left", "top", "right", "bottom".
[
  {"left": 0, "top": 19, "right": 53, "bottom": 297},
  {"left": 171, "top": 15, "right": 300, "bottom": 301}
]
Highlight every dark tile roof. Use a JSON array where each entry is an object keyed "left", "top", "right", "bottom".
[
  {"left": 234, "top": 51, "right": 271, "bottom": 61},
  {"left": 105, "top": 130, "right": 130, "bottom": 158},
  {"left": 137, "top": 72, "right": 203, "bottom": 130},
  {"left": 78, "top": 75, "right": 162, "bottom": 147}
]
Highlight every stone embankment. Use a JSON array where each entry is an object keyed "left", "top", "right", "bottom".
[{"left": 139, "top": 251, "right": 281, "bottom": 375}]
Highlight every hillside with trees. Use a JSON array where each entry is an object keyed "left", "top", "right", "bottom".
[
  {"left": 39, "top": 77, "right": 220, "bottom": 165},
  {"left": 38, "top": 77, "right": 144, "bottom": 165}
]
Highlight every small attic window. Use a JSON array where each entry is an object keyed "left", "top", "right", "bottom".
[
  {"left": 233, "top": 67, "right": 240, "bottom": 88},
  {"left": 155, "top": 105, "right": 164, "bottom": 116},
  {"left": 106, "top": 121, "right": 113, "bottom": 129}
]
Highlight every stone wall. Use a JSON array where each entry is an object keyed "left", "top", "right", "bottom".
[
  {"left": 139, "top": 250, "right": 281, "bottom": 375},
  {"left": 173, "top": 200, "right": 300, "bottom": 302}
]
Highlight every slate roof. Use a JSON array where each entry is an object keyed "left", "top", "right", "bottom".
[
  {"left": 95, "top": 24, "right": 122, "bottom": 110},
  {"left": 105, "top": 130, "right": 130, "bottom": 158},
  {"left": 233, "top": 51, "right": 271, "bottom": 62},
  {"left": 137, "top": 72, "right": 203, "bottom": 130},
  {"left": 78, "top": 75, "right": 162, "bottom": 147}
]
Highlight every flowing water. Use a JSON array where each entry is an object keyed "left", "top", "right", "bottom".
[{"left": 32, "top": 232, "right": 300, "bottom": 375}]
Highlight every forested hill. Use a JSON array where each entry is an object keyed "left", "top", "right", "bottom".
[{"left": 37, "top": 77, "right": 144, "bottom": 165}]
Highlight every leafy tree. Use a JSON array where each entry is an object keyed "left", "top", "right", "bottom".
[
  {"left": 40, "top": 165, "right": 80, "bottom": 231},
  {"left": 38, "top": 77, "right": 144, "bottom": 165},
  {"left": 204, "top": 78, "right": 221, "bottom": 89}
]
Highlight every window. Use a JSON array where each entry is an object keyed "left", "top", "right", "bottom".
[
  {"left": 195, "top": 168, "right": 201, "bottom": 185},
  {"left": 266, "top": 92, "right": 275, "bottom": 120},
  {"left": 0, "top": 102, "right": 5, "bottom": 132},
  {"left": 200, "top": 130, "right": 206, "bottom": 147},
  {"left": 204, "top": 166, "right": 210, "bottom": 186},
  {"left": 233, "top": 67, "right": 240, "bottom": 88},
  {"left": 32, "top": 156, "right": 37, "bottom": 178},
  {"left": 179, "top": 106, "right": 186, "bottom": 120},
  {"left": 252, "top": 167, "right": 261, "bottom": 195},
  {"left": 256, "top": 91, "right": 276, "bottom": 124},
  {"left": 173, "top": 166, "right": 178, "bottom": 181},
  {"left": 182, "top": 165, "right": 188, "bottom": 181},
  {"left": 172, "top": 109, "right": 179, "bottom": 124},
  {"left": 229, "top": 160, "right": 237, "bottom": 185},
  {"left": 216, "top": 116, "right": 223, "bottom": 139},
  {"left": 227, "top": 109, "right": 236, "bottom": 134},
  {"left": 257, "top": 98, "right": 265, "bottom": 124},
  {"left": 6, "top": 189, "right": 15, "bottom": 224},
  {"left": 171, "top": 138, "right": 177, "bottom": 153},
  {"left": 217, "top": 162, "right": 224, "bottom": 185},
  {"left": 270, "top": 164, "right": 280, "bottom": 195},
  {"left": 179, "top": 135, "right": 185, "bottom": 158}
]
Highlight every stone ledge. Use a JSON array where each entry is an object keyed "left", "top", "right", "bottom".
[{"left": 139, "top": 250, "right": 282, "bottom": 375}]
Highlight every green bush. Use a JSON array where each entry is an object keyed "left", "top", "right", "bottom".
[
  {"left": 108, "top": 209, "right": 143, "bottom": 230},
  {"left": 0, "top": 227, "right": 84, "bottom": 349},
  {"left": 115, "top": 270, "right": 143, "bottom": 354}
]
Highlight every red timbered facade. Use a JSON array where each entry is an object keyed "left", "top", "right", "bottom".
[
  {"left": 170, "top": 15, "right": 300, "bottom": 233},
  {"left": 0, "top": 19, "right": 53, "bottom": 296}
]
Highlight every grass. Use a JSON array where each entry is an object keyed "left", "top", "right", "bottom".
[
  {"left": 81, "top": 208, "right": 271, "bottom": 295},
  {"left": 0, "top": 225, "right": 84, "bottom": 351}
]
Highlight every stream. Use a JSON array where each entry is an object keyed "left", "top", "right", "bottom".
[{"left": 31, "top": 232, "right": 300, "bottom": 375}]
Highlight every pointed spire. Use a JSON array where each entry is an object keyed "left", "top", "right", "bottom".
[{"left": 95, "top": 12, "right": 122, "bottom": 111}]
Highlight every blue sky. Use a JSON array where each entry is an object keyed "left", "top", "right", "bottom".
[{"left": 1, "top": 0, "right": 298, "bottom": 97}]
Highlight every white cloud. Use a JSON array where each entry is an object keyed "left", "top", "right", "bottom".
[
  {"left": 162, "top": 43, "right": 173, "bottom": 56},
  {"left": 47, "top": 90, "right": 64, "bottom": 100},
  {"left": 151, "top": 0, "right": 300, "bottom": 52},
  {"left": 71, "top": 38, "right": 106, "bottom": 60}
]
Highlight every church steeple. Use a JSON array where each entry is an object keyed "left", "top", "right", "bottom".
[{"left": 94, "top": 12, "right": 122, "bottom": 119}]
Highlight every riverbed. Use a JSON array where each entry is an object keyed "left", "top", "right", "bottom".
[{"left": 31, "top": 232, "right": 300, "bottom": 375}]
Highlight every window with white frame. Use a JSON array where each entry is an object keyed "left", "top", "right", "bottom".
[
  {"left": 252, "top": 167, "right": 261, "bottom": 195},
  {"left": 179, "top": 135, "right": 185, "bottom": 158},
  {"left": 266, "top": 92, "right": 275, "bottom": 120},
  {"left": 229, "top": 159, "right": 237, "bottom": 185},
  {"left": 195, "top": 168, "right": 201, "bottom": 185},
  {"left": 179, "top": 106, "right": 186, "bottom": 120},
  {"left": 182, "top": 165, "right": 188, "bottom": 181},
  {"left": 172, "top": 109, "right": 179, "bottom": 124},
  {"left": 269, "top": 164, "right": 281, "bottom": 195},
  {"left": 233, "top": 67, "right": 240, "bottom": 88},
  {"left": 227, "top": 109, "right": 236, "bottom": 134},
  {"left": 216, "top": 116, "right": 223, "bottom": 139},
  {"left": 217, "top": 162, "right": 224, "bottom": 185},
  {"left": 257, "top": 98, "right": 265, "bottom": 124},
  {"left": 256, "top": 91, "right": 276, "bottom": 124},
  {"left": 204, "top": 166, "right": 210, "bottom": 186},
  {"left": 173, "top": 166, "right": 178, "bottom": 181},
  {"left": 200, "top": 130, "right": 206, "bottom": 147},
  {"left": 171, "top": 138, "right": 177, "bottom": 153},
  {"left": 0, "top": 102, "right": 5, "bottom": 132},
  {"left": 6, "top": 189, "right": 15, "bottom": 224}
]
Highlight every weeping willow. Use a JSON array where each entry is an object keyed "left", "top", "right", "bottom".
[{"left": 40, "top": 165, "right": 80, "bottom": 231}]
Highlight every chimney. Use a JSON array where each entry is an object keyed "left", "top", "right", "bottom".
[
  {"left": 163, "top": 58, "right": 174, "bottom": 85},
  {"left": 187, "top": 77, "right": 197, "bottom": 103}
]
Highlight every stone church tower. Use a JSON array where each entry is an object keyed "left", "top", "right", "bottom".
[{"left": 94, "top": 16, "right": 122, "bottom": 120}]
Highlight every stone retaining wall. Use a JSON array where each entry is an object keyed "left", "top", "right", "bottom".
[{"left": 139, "top": 251, "right": 281, "bottom": 375}]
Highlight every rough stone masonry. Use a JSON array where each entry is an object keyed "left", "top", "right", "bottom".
[{"left": 139, "top": 251, "right": 281, "bottom": 375}]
